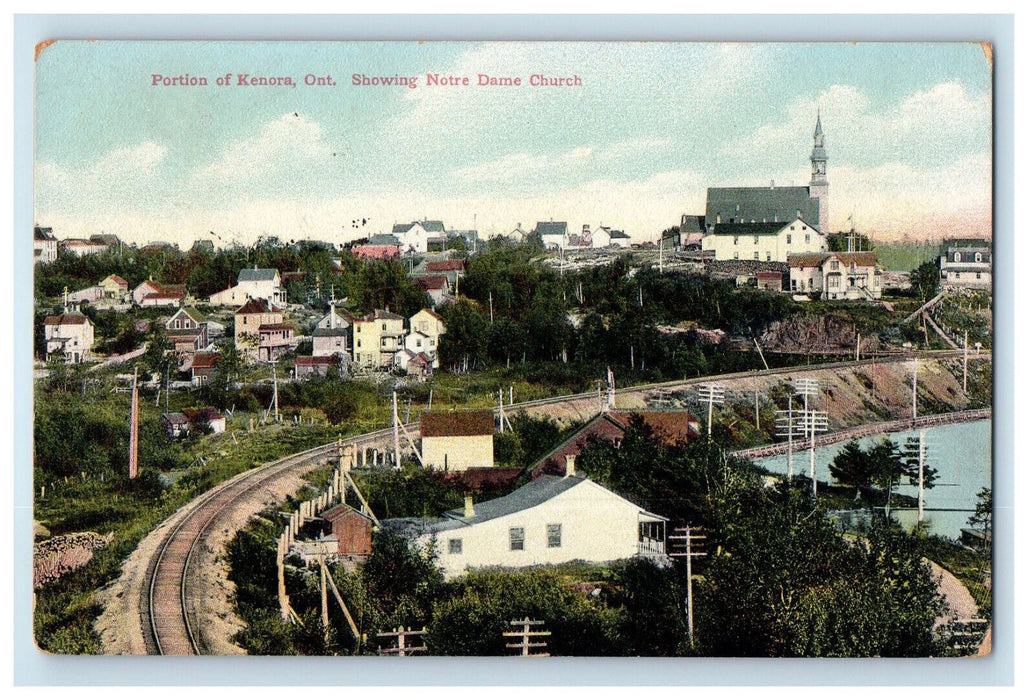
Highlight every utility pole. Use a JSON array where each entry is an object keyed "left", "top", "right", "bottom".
[
  {"left": 792, "top": 378, "right": 823, "bottom": 497},
  {"left": 697, "top": 385, "right": 725, "bottom": 439},
  {"left": 392, "top": 389, "right": 401, "bottom": 470},
  {"left": 498, "top": 388, "right": 505, "bottom": 433},
  {"left": 775, "top": 394, "right": 800, "bottom": 480},
  {"left": 754, "top": 372, "right": 761, "bottom": 431},
  {"left": 503, "top": 618, "right": 551, "bottom": 657},
  {"left": 912, "top": 358, "right": 918, "bottom": 423},
  {"left": 273, "top": 365, "right": 280, "bottom": 422},
  {"left": 488, "top": 291, "right": 494, "bottom": 325},
  {"left": 919, "top": 429, "right": 926, "bottom": 522},
  {"left": 963, "top": 330, "right": 969, "bottom": 396},
  {"left": 320, "top": 554, "right": 330, "bottom": 647},
  {"left": 856, "top": 333, "right": 861, "bottom": 361},
  {"left": 668, "top": 525, "right": 706, "bottom": 645},
  {"left": 606, "top": 367, "right": 616, "bottom": 411}
]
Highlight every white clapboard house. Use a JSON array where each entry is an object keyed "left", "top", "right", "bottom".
[{"left": 385, "top": 458, "right": 668, "bottom": 579}]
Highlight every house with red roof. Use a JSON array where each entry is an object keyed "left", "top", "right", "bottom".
[
  {"left": 234, "top": 298, "right": 295, "bottom": 362},
  {"left": 190, "top": 351, "right": 221, "bottom": 385},
  {"left": 294, "top": 354, "right": 341, "bottom": 379},
  {"left": 132, "top": 280, "right": 187, "bottom": 307}
]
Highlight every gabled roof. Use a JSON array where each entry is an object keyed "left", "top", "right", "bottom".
[
  {"left": 427, "top": 260, "right": 466, "bottom": 272},
  {"left": 182, "top": 407, "right": 223, "bottom": 423},
  {"left": 367, "top": 234, "right": 402, "bottom": 246},
  {"left": 420, "top": 410, "right": 495, "bottom": 438},
  {"left": 832, "top": 251, "right": 878, "bottom": 267},
  {"left": 608, "top": 230, "right": 630, "bottom": 239},
  {"left": 237, "top": 267, "right": 279, "bottom": 283},
  {"left": 101, "top": 274, "right": 129, "bottom": 288},
  {"left": 706, "top": 186, "right": 820, "bottom": 230},
  {"left": 534, "top": 221, "right": 568, "bottom": 237},
  {"left": 191, "top": 352, "right": 221, "bottom": 369},
  {"left": 360, "top": 309, "right": 404, "bottom": 322},
  {"left": 680, "top": 215, "right": 706, "bottom": 234},
  {"left": 787, "top": 253, "right": 830, "bottom": 268},
  {"left": 44, "top": 313, "right": 91, "bottom": 326},
  {"left": 312, "top": 327, "right": 350, "bottom": 337},
  {"left": 34, "top": 226, "right": 55, "bottom": 241},
  {"left": 160, "top": 412, "right": 189, "bottom": 425},
  {"left": 90, "top": 234, "right": 120, "bottom": 246},
  {"left": 412, "top": 308, "right": 444, "bottom": 322},
  {"left": 169, "top": 307, "right": 206, "bottom": 324},
  {"left": 236, "top": 297, "right": 279, "bottom": 315},
  {"left": 415, "top": 275, "right": 448, "bottom": 291},
  {"left": 320, "top": 504, "right": 373, "bottom": 524}
]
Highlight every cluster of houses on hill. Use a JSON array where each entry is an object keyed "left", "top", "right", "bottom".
[
  {"left": 292, "top": 406, "right": 698, "bottom": 578},
  {"left": 286, "top": 305, "right": 446, "bottom": 379}
]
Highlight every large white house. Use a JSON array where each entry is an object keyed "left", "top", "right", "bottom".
[
  {"left": 533, "top": 221, "right": 568, "bottom": 250},
  {"left": 391, "top": 220, "right": 448, "bottom": 254},
  {"left": 385, "top": 467, "right": 668, "bottom": 579},
  {"left": 43, "top": 312, "right": 95, "bottom": 363},
  {"left": 703, "top": 217, "right": 826, "bottom": 262},
  {"left": 208, "top": 267, "right": 287, "bottom": 307},
  {"left": 939, "top": 239, "right": 991, "bottom": 291},
  {"left": 34, "top": 226, "right": 58, "bottom": 264},
  {"left": 788, "top": 251, "right": 882, "bottom": 300}
]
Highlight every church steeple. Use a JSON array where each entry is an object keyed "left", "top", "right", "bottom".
[
  {"left": 809, "top": 111, "right": 830, "bottom": 234},
  {"left": 810, "top": 111, "right": 828, "bottom": 185}
]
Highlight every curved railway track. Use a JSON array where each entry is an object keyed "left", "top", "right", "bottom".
[{"left": 141, "top": 349, "right": 983, "bottom": 654}]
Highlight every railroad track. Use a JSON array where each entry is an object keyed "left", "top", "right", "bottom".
[{"left": 141, "top": 348, "right": 984, "bottom": 654}]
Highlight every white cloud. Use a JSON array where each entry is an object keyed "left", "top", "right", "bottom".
[
  {"left": 724, "top": 82, "right": 991, "bottom": 169},
  {"left": 453, "top": 145, "right": 597, "bottom": 183},
  {"left": 36, "top": 141, "right": 168, "bottom": 213}
]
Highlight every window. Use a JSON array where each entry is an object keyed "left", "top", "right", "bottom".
[
  {"left": 509, "top": 527, "right": 525, "bottom": 551},
  {"left": 734, "top": 252, "right": 739, "bottom": 260},
  {"left": 787, "top": 234, "right": 792, "bottom": 244},
  {"left": 977, "top": 272, "right": 982, "bottom": 279},
  {"left": 830, "top": 276, "right": 840, "bottom": 288},
  {"left": 753, "top": 235, "right": 759, "bottom": 244},
  {"left": 976, "top": 253, "right": 983, "bottom": 263},
  {"left": 448, "top": 538, "right": 462, "bottom": 554},
  {"left": 547, "top": 524, "right": 562, "bottom": 548},
  {"left": 733, "top": 236, "right": 739, "bottom": 245},
  {"left": 806, "top": 234, "right": 810, "bottom": 244},
  {"left": 955, "top": 252, "right": 961, "bottom": 262},
  {"left": 956, "top": 272, "right": 961, "bottom": 279},
  {"left": 830, "top": 260, "right": 839, "bottom": 271},
  {"left": 766, "top": 252, "right": 772, "bottom": 262},
  {"left": 753, "top": 251, "right": 759, "bottom": 260}
]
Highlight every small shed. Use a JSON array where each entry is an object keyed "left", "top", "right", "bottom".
[
  {"left": 160, "top": 412, "right": 190, "bottom": 439},
  {"left": 319, "top": 505, "right": 374, "bottom": 556},
  {"left": 757, "top": 270, "right": 785, "bottom": 292}
]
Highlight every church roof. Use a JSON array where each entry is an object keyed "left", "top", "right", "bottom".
[
  {"left": 711, "top": 221, "right": 788, "bottom": 236},
  {"left": 705, "top": 186, "right": 820, "bottom": 230},
  {"left": 238, "top": 267, "right": 279, "bottom": 283}
]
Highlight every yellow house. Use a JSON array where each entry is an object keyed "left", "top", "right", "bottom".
[
  {"left": 352, "top": 309, "right": 405, "bottom": 368},
  {"left": 420, "top": 410, "right": 495, "bottom": 472},
  {"left": 99, "top": 274, "right": 130, "bottom": 300}
]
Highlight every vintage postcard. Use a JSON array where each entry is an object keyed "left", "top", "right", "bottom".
[{"left": 31, "top": 40, "right": 993, "bottom": 659}]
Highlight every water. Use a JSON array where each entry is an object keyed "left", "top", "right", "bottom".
[{"left": 755, "top": 420, "right": 992, "bottom": 540}]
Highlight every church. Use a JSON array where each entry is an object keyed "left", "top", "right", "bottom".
[{"left": 693, "top": 115, "right": 830, "bottom": 262}]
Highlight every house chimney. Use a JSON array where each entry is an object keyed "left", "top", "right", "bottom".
[
  {"left": 464, "top": 494, "right": 475, "bottom": 518},
  {"left": 565, "top": 454, "right": 576, "bottom": 477}
]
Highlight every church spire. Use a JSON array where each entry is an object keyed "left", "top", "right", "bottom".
[
  {"left": 814, "top": 110, "right": 824, "bottom": 140},
  {"left": 810, "top": 111, "right": 828, "bottom": 185}
]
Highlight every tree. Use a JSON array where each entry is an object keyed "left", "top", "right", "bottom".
[
  {"left": 829, "top": 439, "right": 876, "bottom": 499},
  {"left": 438, "top": 297, "right": 489, "bottom": 371},
  {"left": 967, "top": 487, "right": 992, "bottom": 556},
  {"left": 909, "top": 258, "right": 941, "bottom": 301}
]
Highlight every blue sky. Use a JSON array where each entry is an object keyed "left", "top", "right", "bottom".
[{"left": 34, "top": 41, "right": 991, "bottom": 245}]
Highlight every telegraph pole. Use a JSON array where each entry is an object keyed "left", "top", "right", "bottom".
[
  {"left": 775, "top": 394, "right": 799, "bottom": 480},
  {"left": 792, "top": 378, "right": 823, "bottom": 498},
  {"left": 963, "top": 330, "right": 969, "bottom": 396},
  {"left": 912, "top": 358, "right": 919, "bottom": 423},
  {"left": 697, "top": 385, "right": 725, "bottom": 439},
  {"left": 669, "top": 525, "right": 706, "bottom": 645},
  {"left": 392, "top": 389, "right": 401, "bottom": 470}
]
